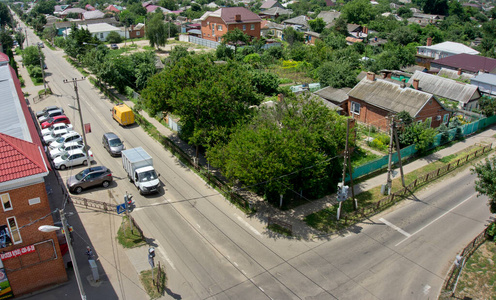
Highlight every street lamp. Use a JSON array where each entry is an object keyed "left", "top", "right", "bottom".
[{"left": 39, "top": 209, "right": 86, "bottom": 300}]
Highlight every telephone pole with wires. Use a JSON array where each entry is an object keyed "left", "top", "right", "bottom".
[
  {"left": 337, "top": 118, "right": 357, "bottom": 220},
  {"left": 63, "top": 78, "right": 91, "bottom": 166},
  {"left": 385, "top": 116, "right": 406, "bottom": 195}
]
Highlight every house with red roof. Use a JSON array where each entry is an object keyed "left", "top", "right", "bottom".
[
  {"left": 430, "top": 53, "right": 496, "bottom": 75},
  {"left": 105, "top": 4, "right": 121, "bottom": 13},
  {"left": 199, "top": 7, "right": 262, "bottom": 42},
  {"left": 0, "top": 53, "right": 67, "bottom": 297}
]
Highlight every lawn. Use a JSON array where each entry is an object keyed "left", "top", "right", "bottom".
[{"left": 116, "top": 216, "right": 147, "bottom": 248}]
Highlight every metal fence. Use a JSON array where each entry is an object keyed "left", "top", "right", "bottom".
[
  {"left": 188, "top": 36, "right": 221, "bottom": 49},
  {"left": 71, "top": 196, "right": 117, "bottom": 213}
]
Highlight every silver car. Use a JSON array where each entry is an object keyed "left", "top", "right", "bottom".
[{"left": 102, "top": 132, "right": 125, "bottom": 156}]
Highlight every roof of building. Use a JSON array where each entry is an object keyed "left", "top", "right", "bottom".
[
  {"left": 51, "top": 17, "right": 119, "bottom": 29},
  {"left": 417, "top": 41, "right": 480, "bottom": 55},
  {"left": 317, "top": 10, "right": 341, "bottom": 24},
  {"left": 471, "top": 73, "right": 496, "bottom": 86},
  {"left": 79, "top": 23, "right": 121, "bottom": 33},
  {"left": 262, "top": 20, "right": 285, "bottom": 30},
  {"left": 313, "top": 86, "right": 351, "bottom": 103},
  {"left": 105, "top": 5, "right": 121, "bottom": 12},
  {"left": 306, "top": 31, "right": 320, "bottom": 38},
  {"left": 347, "top": 23, "right": 362, "bottom": 32},
  {"left": 85, "top": 4, "right": 96, "bottom": 11},
  {"left": 431, "top": 53, "right": 496, "bottom": 73},
  {"left": 260, "top": 6, "right": 292, "bottom": 16},
  {"left": 61, "top": 7, "right": 86, "bottom": 15},
  {"left": 261, "top": 0, "right": 278, "bottom": 9},
  {"left": 437, "top": 68, "right": 475, "bottom": 81},
  {"left": 348, "top": 76, "right": 435, "bottom": 117},
  {"left": 54, "top": 4, "right": 70, "bottom": 13},
  {"left": 283, "top": 15, "right": 309, "bottom": 27},
  {"left": 407, "top": 71, "right": 480, "bottom": 104},
  {"left": 83, "top": 10, "right": 105, "bottom": 20},
  {"left": 0, "top": 133, "right": 47, "bottom": 183},
  {"left": 200, "top": 7, "right": 261, "bottom": 24}
]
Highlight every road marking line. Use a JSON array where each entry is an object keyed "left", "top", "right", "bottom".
[
  {"left": 395, "top": 193, "right": 476, "bottom": 246},
  {"left": 379, "top": 218, "right": 411, "bottom": 237},
  {"left": 235, "top": 214, "right": 261, "bottom": 236},
  {"left": 233, "top": 262, "right": 238, "bottom": 267},
  {"left": 157, "top": 245, "right": 176, "bottom": 270},
  {"left": 423, "top": 284, "right": 431, "bottom": 295},
  {"left": 196, "top": 223, "right": 201, "bottom": 229},
  {"left": 241, "top": 270, "right": 246, "bottom": 275}
]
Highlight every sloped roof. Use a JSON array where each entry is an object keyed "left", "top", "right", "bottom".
[
  {"left": 408, "top": 71, "right": 480, "bottom": 104},
  {"left": 79, "top": 23, "right": 121, "bottom": 33},
  {"left": 471, "top": 73, "right": 496, "bottom": 86},
  {"left": 105, "top": 5, "right": 121, "bottom": 12},
  {"left": 283, "top": 15, "right": 309, "bottom": 27},
  {"left": 201, "top": 7, "right": 261, "bottom": 24},
  {"left": 83, "top": 10, "right": 105, "bottom": 20},
  {"left": 314, "top": 86, "right": 350, "bottom": 103},
  {"left": 437, "top": 68, "right": 474, "bottom": 81},
  {"left": 417, "top": 41, "right": 479, "bottom": 55},
  {"left": 51, "top": 17, "right": 119, "bottom": 29},
  {"left": 85, "top": 4, "right": 95, "bottom": 11},
  {"left": 61, "top": 7, "right": 86, "bottom": 14},
  {"left": 260, "top": 7, "right": 292, "bottom": 16},
  {"left": 348, "top": 77, "right": 435, "bottom": 116},
  {"left": 431, "top": 53, "right": 496, "bottom": 73},
  {"left": 0, "top": 133, "right": 47, "bottom": 183},
  {"left": 261, "top": 0, "right": 278, "bottom": 9},
  {"left": 317, "top": 10, "right": 340, "bottom": 24}
]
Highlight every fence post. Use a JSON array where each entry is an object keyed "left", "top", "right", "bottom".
[
  {"left": 84, "top": 198, "right": 88, "bottom": 208},
  {"left": 457, "top": 159, "right": 461, "bottom": 166}
]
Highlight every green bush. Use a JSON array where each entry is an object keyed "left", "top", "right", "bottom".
[
  {"left": 370, "top": 138, "right": 387, "bottom": 151},
  {"left": 106, "top": 31, "right": 123, "bottom": 43}
]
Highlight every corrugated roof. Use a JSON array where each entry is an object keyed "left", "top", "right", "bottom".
[
  {"left": 437, "top": 68, "right": 474, "bottom": 81},
  {"left": 417, "top": 41, "right": 479, "bottom": 55},
  {"left": 83, "top": 10, "right": 105, "bottom": 19},
  {"left": 260, "top": 7, "right": 292, "bottom": 16},
  {"left": 431, "top": 53, "right": 496, "bottom": 73},
  {"left": 317, "top": 11, "right": 340, "bottom": 24},
  {"left": 283, "top": 15, "right": 309, "bottom": 27},
  {"left": 408, "top": 71, "right": 479, "bottom": 104},
  {"left": 471, "top": 73, "right": 496, "bottom": 86},
  {"left": 314, "top": 87, "right": 350, "bottom": 103},
  {"left": 348, "top": 77, "right": 434, "bottom": 116},
  {"left": 261, "top": 0, "right": 278, "bottom": 9}
]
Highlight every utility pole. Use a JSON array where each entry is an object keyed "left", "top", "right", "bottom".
[
  {"left": 393, "top": 122, "right": 405, "bottom": 187},
  {"left": 337, "top": 118, "right": 351, "bottom": 220},
  {"left": 25, "top": 28, "right": 28, "bottom": 47},
  {"left": 63, "top": 78, "right": 90, "bottom": 166},
  {"left": 386, "top": 116, "right": 395, "bottom": 195},
  {"left": 38, "top": 44, "right": 47, "bottom": 94}
]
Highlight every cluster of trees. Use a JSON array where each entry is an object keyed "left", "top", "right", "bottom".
[{"left": 21, "top": 46, "right": 44, "bottom": 82}]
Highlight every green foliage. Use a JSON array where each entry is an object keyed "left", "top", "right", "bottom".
[
  {"left": 478, "top": 96, "right": 496, "bottom": 117},
  {"left": 166, "top": 45, "right": 190, "bottom": 65},
  {"left": 64, "top": 24, "right": 99, "bottom": 58},
  {"left": 370, "top": 138, "right": 387, "bottom": 151},
  {"left": 106, "top": 31, "right": 122, "bottom": 43},
  {"left": 207, "top": 94, "right": 348, "bottom": 205},
  {"left": 487, "top": 223, "right": 496, "bottom": 241},
  {"left": 342, "top": 0, "right": 376, "bottom": 24},
  {"left": 215, "top": 44, "right": 234, "bottom": 60},
  {"left": 282, "top": 27, "right": 305, "bottom": 46},
  {"left": 397, "top": 111, "right": 414, "bottom": 126},
  {"left": 318, "top": 59, "right": 358, "bottom": 88},
  {"left": 472, "top": 157, "right": 496, "bottom": 213},
  {"left": 399, "top": 122, "right": 437, "bottom": 153},
  {"left": 146, "top": 11, "right": 167, "bottom": 49},
  {"left": 22, "top": 46, "right": 44, "bottom": 67},
  {"left": 0, "top": 31, "right": 13, "bottom": 52},
  {"left": 0, "top": 3, "right": 12, "bottom": 27},
  {"left": 250, "top": 70, "right": 279, "bottom": 96},
  {"left": 222, "top": 28, "right": 250, "bottom": 55},
  {"left": 308, "top": 18, "right": 326, "bottom": 33}
]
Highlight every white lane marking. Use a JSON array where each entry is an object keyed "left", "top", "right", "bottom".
[
  {"left": 379, "top": 218, "right": 411, "bottom": 237},
  {"left": 423, "top": 284, "right": 431, "bottom": 295},
  {"left": 196, "top": 223, "right": 201, "bottom": 229},
  {"left": 233, "top": 262, "right": 238, "bottom": 267},
  {"left": 157, "top": 245, "right": 176, "bottom": 270},
  {"left": 235, "top": 214, "right": 261, "bottom": 236},
  {"left": 396, "top": 193, "right": 476, "bottom": 246},
  {"left": 241, "top": 270, "right": 246, "bottom": 275}
]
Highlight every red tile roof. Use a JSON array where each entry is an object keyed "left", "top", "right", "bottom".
[
  {"left": 432, "top": 53, "right": 496, "bottom": 73},
  {"left": 0, "top": 133, "right": 47, "bottom": 183},
  {"left": 220, "top": 7, "right": 261, "bottom": 24},
  {"left": 0, "top": 52, "right": 9, "bottom": 63}
]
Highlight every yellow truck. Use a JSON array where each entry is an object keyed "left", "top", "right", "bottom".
[{"left": 112, "top": 103, "right": 135, "bottom": 126}]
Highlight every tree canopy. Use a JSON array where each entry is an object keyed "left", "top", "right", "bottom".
[{"left": 473, "top": 157, "right": 496, "bottom": 213}]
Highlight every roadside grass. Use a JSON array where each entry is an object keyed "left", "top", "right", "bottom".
[
  {"left": 139, "top": 267, "right": 166, "bottom": 300},
  {"left": 350, "top": 147, "right": 380, "bottom": 167},
  {"left": 116, "top": 216, "right": 147, "bottom": 248},
  {"left": 64, "top": 56, "right": 89, "bottom": 76},
  {"left": 267, "top": 223, "right": 292, "bottom": 236},
  {"left": 304, "top": 144, "right": 493, "bottom": 233},
  {"left": 455, "top": 240, "right": 496, "bottom": 299}
]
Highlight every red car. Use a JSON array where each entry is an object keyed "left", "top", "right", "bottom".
[{"left": 41, "top": 115, "right": 71, "bottom": 129}]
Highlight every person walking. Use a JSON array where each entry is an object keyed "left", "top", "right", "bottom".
[{"left": 85, "top": 246, "right": 93, "bottom": 260}]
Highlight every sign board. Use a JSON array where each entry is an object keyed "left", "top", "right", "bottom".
[
  {"left": 84, "top": 123, "right": 91, "bottom": 134},
  {"left": 0, "top": 245, "right": 35, "bottom": 260},
  {"left": 116, "top": 203, "right": 126, "bottom": 215}
]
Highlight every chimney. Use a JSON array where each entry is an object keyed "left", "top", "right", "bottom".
[
  {"left": 363, "top": 27, "right": 368, "bottom": 34},
  {"left": 401, "top": 79, "right": 406, "bottom": 88},
  {"left": 427, "top": 37, "right": 432, "bottom": 46},
  {"left": 235, "top": 14, "right": 241, "bottom": 22},
  {"left": 413, "top": 79, "right": 419, "bottom": 90},
  {"left": 366, "top": 72, "right": 376, "bottom": 81},
  {"left": 457, "top": 68, "right": 462, "bottom": 75},
  {"left": 277, "top": 93, "right": 284, "bottom": 102}
]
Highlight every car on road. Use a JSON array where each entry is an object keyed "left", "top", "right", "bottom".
[
  {"left": 36, "top": 106, "right": 63, "bottom": 118},
  {"left": 41, "top": 123, "right": 73, "bottom": 137},
  {"left": 66, "top": 166, "right": 113, "bottom": 194},
  {"left": 43, "top": 128, "right": 70, "bottom": 145},
  {"left": 49, "top": 141, "right": 85, "bottom": 159},
  {"left": 110, "top": 44, "right": 118, "bottom": 49},
  {"left": 37, "top": 42, "right": 44, "bottom": 48},
  {"left": 38, "top": 109, "right": 64, "bottom": 123},
  {"left": 53, "top": 149, "right": 94, "bottom": 170},
  {"left": 41, "top": 115, "right": 71, "bottom": 129},
  {"left": 102, "top": 132, "right": 124, "bottom": 156},
  {"left": 49, "top": 132, "right": 82, "bottom": 150}
]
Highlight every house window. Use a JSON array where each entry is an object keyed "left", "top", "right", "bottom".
[
  {"left": 136, "top": 31, "right": 140, "bottom": 36},
  {"left": 217, "top": 25, "right": 222, "bottom": 31},
  {"left": 443, "top": 114, "right": 449, "bottom": 124},
  {"left": 100, "top": 33, "right": 104, "bottom": 39},
  {"left": 251, "top": 24, "right": 255, "bottom": 30},
  {"left": 7, "top": 217, "right": 21, "bottom": 244},
  {"left": 243, "top": 25, "right": 246, "bottom": 31},
  {"left": 351, "top": 101, "right": 360, "bottom": 115},
  {"left": 1, "top": 194, "right": 12, "bottom": 212}
]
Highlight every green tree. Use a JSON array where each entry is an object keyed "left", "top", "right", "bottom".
[
  {"left": 399, "top": 122, "right": 437, "bottom": 152},
  {"left": 250, "top": 70, "right": 279, "bottom": 96},
  {"left": 43, "top": 26, "right": 57, "bottom": 46},
  {"left": 308, "top": 17, "right": 326, "bottom": 33},
  {"left": 397, "top": 6, "right": 413, "bottom": 19},
  {"left": 159, "top": 0, "right": 179, "bottom": 10},
  {"left": 332, "top": 17, "right": 349, "bottom": 37},
  {"left": 389, "top": 26, "right": 419, "bottom": 45},
  {"left": 0, "top": 3, "right": 12, "bottom": 27},
  {"left": 32, "top": 0, "right": 56, "bottom": 15},
  {"left": 477, "top": 96, "right": 496, "bottom": 117},
  {"left": 472, "top": 156, "right": 496, "bottom": 213},
  {"left": 318, "top": 59, "right": 358, "bottom": 88},
  {"left": 15, "top": 32, "right": 25, "bottom": 50},
  {"left": 146, "top": 11, "right": 167, "bottom": 49},
  {"left": 0, "top": 31, "right": 13, "bottom": 53},
  {"left": 221, "top": 28, "right": 249, "bottom": 55},
  {"left": 166, "top": 45, "right": 190, "bottom": 65},
  {"left": 282, "top": 27, "right": 305, "bottom": 46},
  {"left": 33, "top": 15, "right": 47, "bottom": 34},
  {"left": 342, "top": 0, "right": 376, "bottom": 24},
  {"left": 22, "top": 45, "right": 44, "bottom": 67},
  {"left": 106, "top": 31, "right": 123, "bottom": 43}
]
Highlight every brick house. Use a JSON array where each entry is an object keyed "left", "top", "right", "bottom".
[
  {"left": 128, "top": 23, "right": 145, "bottom": 39},
  {"left": 199, "top": 7, "right": 262, "bottom": 42},
  {"left": 0, "top": 53, "right": 67, "bottom": 297},
  {"left": 347, "top": 72, "right": 451, "bottom": 131}
]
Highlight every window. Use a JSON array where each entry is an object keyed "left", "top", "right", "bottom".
[
  {"left": 351, "top": 101, "right": 360, "bottom": 115},
  {"left": 0, "top": 194, "right": 12, "bottom": 212},
  {"left": 100, "top": 33, "right": 104, "bottom": 39},
  {"left": 443, "top": 114, "right": 449, "bottom": 124},
  {"left": 217, "top": 25, "right": 222, "bottom": 31},
  {"left": 425, "top": 117, "right": 432, "bottom": 127},
  {"left": 7, "top": 217, "right": 21, "bottom": 244},
  {"left": 136, "top": 31, "right": 140, "bottom": 36},
  {"left": 243, "top": 25, "right": 246, "bottom": 31},
  {"left": 251, "top": 24, "right": 255, "bottom": 30}
]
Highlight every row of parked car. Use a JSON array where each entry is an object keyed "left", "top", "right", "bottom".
[{"left": 37, "top": 106, "right": 126, "bottom": 194}]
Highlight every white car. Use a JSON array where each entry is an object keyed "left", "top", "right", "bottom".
[
  {"left": 43, "top": 128, "right": 70, "bottom": 145},
  {"left": 38, "top": 109, "right": 64, "bottom": 124},
  {"left": 53, "top": 149, "right": 94, "bottom": 170},
  {"left": 49, "top": 141, "right": 85, "bottom": 159},
  {"left": 49, "top": 132, "right": 82, "bottom": 150},
  {"left": 41, "top": 123, "right": 73, "bottom": 137}
]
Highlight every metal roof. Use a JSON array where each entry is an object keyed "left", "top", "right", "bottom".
[
  {"left": 348, "top": 77, "right": 435, "bottom": 117},
  {"left": 417, "top": 41, "right": 479, "bottom": 55},
  {"left": 313, "top": 86, "right": 350, "bottom": 103},
  {"left": 471, "top": 73, "right": 496, "bottom": 85},
  {"left": 408, "top": 71, "right": 480, "bottom": 104},
  {"left": 431, "top": 53, "right": 496, "bottom": 73}
]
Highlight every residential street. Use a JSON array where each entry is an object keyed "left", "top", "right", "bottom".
[{"left": 18, "top": 20, "right": 494, "bottom": 300}]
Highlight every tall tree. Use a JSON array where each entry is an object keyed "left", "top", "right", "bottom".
[
  {"left": 308, "top": 17, "right": 326, "bottom": 33},
  {"left": 341, "top": 0, "right": 376, "bottom": 24},
  {"left": 146, "top": 11, "right": 167, "bottom": 49},
  {"left": 221, "top": 28, "right": 249, "bottom": 55},
  {"left": 472, "top": 157, "right": 496, "bottom": 213}
]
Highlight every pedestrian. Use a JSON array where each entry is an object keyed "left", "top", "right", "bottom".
[{"left": 85, "top": 246, "right": 93, "bottom": 260}]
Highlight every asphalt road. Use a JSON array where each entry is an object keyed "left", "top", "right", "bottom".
[{"left": 21, "top": 20, "right": 493, "bottom": 299}]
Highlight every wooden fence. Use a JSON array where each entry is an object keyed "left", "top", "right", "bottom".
[{"left": 342, "top": 144, "right": 492, "bottom": 225}]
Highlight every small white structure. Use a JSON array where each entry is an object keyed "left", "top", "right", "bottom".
[
  {"left": 417, "top": 41, "right": 479, "bottom": 60},
  {"left": 63, "top": 23, "right": 125, "bottom": 41}
]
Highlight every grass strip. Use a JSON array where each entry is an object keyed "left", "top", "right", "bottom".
[{"left": 116, "top": 216, "right": 146, "bottom": 248}]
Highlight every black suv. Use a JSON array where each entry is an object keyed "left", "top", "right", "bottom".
[{"left": 66, "top": 166, "right": 113, "bottom": 194}]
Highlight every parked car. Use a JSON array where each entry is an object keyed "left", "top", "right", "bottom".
[
  {"left": 50, "top": 141, "right": 84, "bottom": 159},
  {"left": 66, "top": 166, "right": 113, "bottom": 194},
  {"left": 37, "top": 42, "right": 44, "bottom": 48},
  {"left": 102, "top": 132, "right": 124, "bottom": 156},
  {"left": 43, "top": 128, "right": 70, "bottom": 145},
  {"left": 38, "top": 109, "right": 64, "bottom": 123},
  {"left": 41, "top": 123, "right": 73, "bottom": 137},
  {"left": 110, "top": 44, "right": 118, "bottom": 49},
  {"left": 36, "top": 106, "right": 62, "bottom": 118},
  {"left": 41, "top": 115, "right": 71, "bottom": 129},
  {"left": 49, "top": 132, "right": 82, "bottom": 150},
  {"left": 53, "top": 149, "right": 94, "bottom": 170}
]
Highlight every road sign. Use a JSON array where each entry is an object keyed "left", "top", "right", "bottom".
[
  {"left": 148, "top": 256, "right": 155, "bottom": 268},
  {"left": 116, "top": 203, "right": 126, "bottom": 214}
]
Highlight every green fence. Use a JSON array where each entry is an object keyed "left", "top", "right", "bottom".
[{"left": 347, "top": 115, "right": 496, "bottom": 181}]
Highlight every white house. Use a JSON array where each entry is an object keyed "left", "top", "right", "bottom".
[
  {"left": 63, "top": 23, "right": 126, "bottom": 41},
  {"left": 416, "top": 41, "right": 479, "bottom": 60}
]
